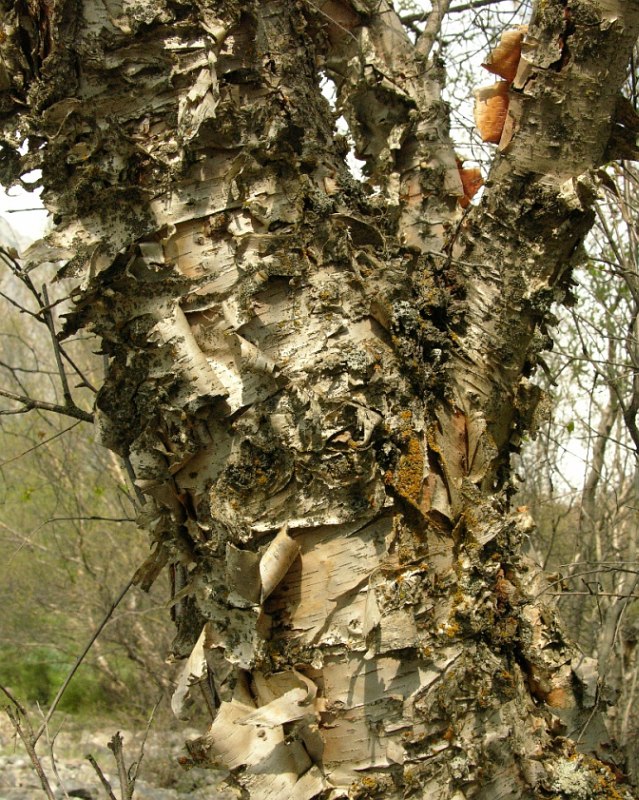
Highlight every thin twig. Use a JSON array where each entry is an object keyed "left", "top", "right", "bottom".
[
  {"left": 41, "top": 284, "right": 74, "bottom": 407},
  {"left": 0, "top": 387, "right": 94, "bottom": 422},
  {"left": 109, "top": 732, "right": 132, "bottom": 800},
  {"left": 450, "top": 0, "right": 514, "bottom": 11},
  {"left": 129, "top": 696, "right": 162, "bottom": 790},
  {"left": 44, "top": 720, "right": 70, "bottom": 800},
  {"left": 577, "top": 575, "right": 639, "bottom": 746},
  {"left": 306, "top": 0, "right": 359, "bottom": 43},
  {"left": 0, "top": 280, "right": 96, "bottom": 420},
  {"left": 0, "top": 246, "right": 44, "bottom": 306},
  {"left": 401, "top": 0, "right": 509, "bottom": 24},
  {"left": 0, "top": 420, "right": 83, "bottom": 468},
  {"left": 1, "top": 249, "right": 97, "bottom": 407},
  {"left": 60, "top": 348, "right": 99, "bottom": 393},
  {"left": 0, "top": 683, "right": 27, "bottom": 715},
  {"left": 0, "top": 288, "right": 42, "bottom": 318},
  {"left": 0, "top": 687, "right": 57, "bottom": 800},
  {"left": 87, "top": 754, "right": 118, "bottom": 800},
  {"left": 33, "top": 576, "right": 135, "bottom": 744},
  {"left": 535, "top": 566, "right": 639, "bottom": 599}
]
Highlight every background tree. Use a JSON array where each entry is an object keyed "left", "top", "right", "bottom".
[
  {"left": 515, "top": 157, "right": 639, "bottom": 786},
  {"left": 0, "top": 253, "right": 174, "bottom": 720},
  {"left": 2, "top": 1, "right": 639, "bottom": 799}
]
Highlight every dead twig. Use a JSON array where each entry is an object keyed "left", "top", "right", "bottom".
[
  {"left": 41, "top": 284, "right": 74, "bottom": 408},
  {"left": 43, "top": 718, "right": 70, "bottom": 800},
  {"left": 0, "top": 685, "right": 57, "bottom": 800},
  {"left": 129, "top": 696, "right": 162, "bottom": 790},
  {"left": 34, "top": 576, "right": 135, "bottom": 744},
  {"left": 0, "top": 386, "right": 94, "bottom": 422},
  {"left": 401, "top": 0, "right": 510, "bottom": 24},
  {"left": 0, "top": 420, "right": 84, "bottom": 468},
  {"left": 86, "top": 754, "right": 118, "bottom": 800},
  {"left": 109, "top": 732, "right": 133, "bottom": 800}
]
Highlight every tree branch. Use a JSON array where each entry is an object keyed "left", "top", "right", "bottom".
[
  {"left": 129, "top": 697, "right": 162, "bottom": 790},
  {"left": 401, "top": 0, "right": 513, "bottom": 25},
  {"left": 0, "top": 387, "right": 94, "bottom": 422},
  {"left": 33, "top": 576, "right": 135, "bottom": 744},
  {"left": 41, "top": 284, "right": 74, "bottom": 408},
  {"left": 0, "top": 687, "right": 57, "bottom": 800},
  {"left": 416, "top": 0, "right": 452, "bottom": 58},
  {"left": 108, "top": 732, "right": 133, "bottom": 800},
  {"left": 86, "top": 754, "right": 118, "bottom": 800},
  {"left": 0, "top": 420, "right": 83, "bottom": 468}
]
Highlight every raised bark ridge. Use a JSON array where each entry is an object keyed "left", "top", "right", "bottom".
[{"left": 2, "top": 0, "right": 639, "bottom": 797}]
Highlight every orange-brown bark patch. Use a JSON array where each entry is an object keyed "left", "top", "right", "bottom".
[
  {"left": 482, "top": 26, "right": 527, "bottom": 83},
  {"left": 474, "top": 81, "right": 510, "bottom": 144}
]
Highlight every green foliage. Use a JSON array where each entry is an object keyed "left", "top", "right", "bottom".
[{"left": 0, "top": 647, "right": 110, "bottom": 714}]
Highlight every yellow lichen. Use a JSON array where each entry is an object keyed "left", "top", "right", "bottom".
[{"left": 392, "top": 432, "right": 424, "bottom": 505}]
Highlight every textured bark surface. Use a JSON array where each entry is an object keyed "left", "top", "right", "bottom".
[{"left": 2, "top": 0, "right": 639, "bottom": 797}]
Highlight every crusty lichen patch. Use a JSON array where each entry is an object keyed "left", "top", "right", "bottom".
[
  {"left": 390, "top": 430, "right": 425, "bottom": 507},
  {"left": 545, "top": 753, "right": 630, "bottom": 800}
]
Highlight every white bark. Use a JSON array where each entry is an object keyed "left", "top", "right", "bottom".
[{"left": 2, "top": 0, "right": 639, "bottom": 797}]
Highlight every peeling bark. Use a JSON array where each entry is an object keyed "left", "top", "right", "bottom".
[{"left": 2, "top": 0, "right": 639, "bottom": 797}]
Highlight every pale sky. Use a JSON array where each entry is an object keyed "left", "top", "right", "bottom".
[{"left": 0, "top": 182, "right": 49, "bottom": 252}]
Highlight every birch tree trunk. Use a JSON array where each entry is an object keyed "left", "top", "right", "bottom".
[{"left": 2, "top": 0, "right": 639, "bottom": 797}]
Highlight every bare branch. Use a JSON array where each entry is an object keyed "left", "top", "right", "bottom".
[
  {"left": 0, "top": 246, "right": 44, "bottom": 308},
  {"left": 59, "top": 348, "right": 99, "bottom": 394},
  {"left": 0, "top": 288, "right": 41, "bottom": 318},
  {"left": 0, "top": 688, "right": 57, "bottom": 800},
  {"left": 536, "top": 566, "right": 639, "bottom": 600},
  {"left": 0, "top": 420, "right": 83, "bottom": 468},
  {"left": 416, "top": 0, "right": 452, "bottom": 58},
  {"left": 44, "top": 723, "right": 70, "bottom": 800},
  {"left": 108, "top": 732, "right": 133, "bottom": 800},
  {"left": 41, "top": 284, "right": 74, "bottom": 407},
  {"left": 401, "top": 0, "right": 511, "bottom": 25},
  {"left": 123, "top": 456, "right": 147, "bottom": 506},
  {"left": 86, "top": 754, "right": 118, "bottom": 800},
  {"left": 129, "top": 697, "right": 162, "bottom": 789},
  {"left": 0, "top": 358, "right": 59, "bottom": 376},
  {"left": 33, "top": 576, "right": 135, "bottom": 744},
  {"left": 0, "top": 682, "right": 28, "bottom": 715},
  {"left": 0, "top": 387, "right": 94, "bottom": 422}
]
